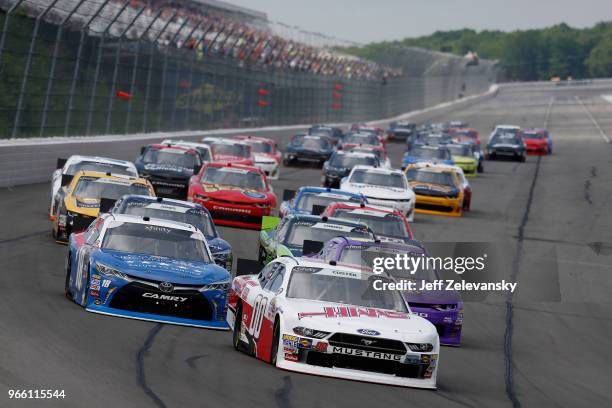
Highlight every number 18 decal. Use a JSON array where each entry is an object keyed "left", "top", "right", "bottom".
[{"left": 249, "top": 294, "right": 268, "bottom": 339}]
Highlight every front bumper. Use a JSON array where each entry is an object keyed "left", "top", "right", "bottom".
[
  {"left": 196, "top": 199, "right": 272, "bottom": 229},
  {"left": 525, "top": 145, "right": 548, "bottom": 155},
  {"left": 414, "top": 194, "right": 462, "bottom": 217},
  {"left": 256, "top": 161, "right": 279, "bottom": 179}
]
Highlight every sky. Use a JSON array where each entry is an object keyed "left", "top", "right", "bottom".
[{"left": 227, "top": 0, "right": 612, "bottom": 44}]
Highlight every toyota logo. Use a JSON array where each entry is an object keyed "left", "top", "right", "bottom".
[{"left": 159, "top": 282, "right": 174, "bottom": 293}]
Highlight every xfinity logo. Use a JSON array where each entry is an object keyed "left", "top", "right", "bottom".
[{"left": 142, "top": 293, "right": 187, "bottom": 302}]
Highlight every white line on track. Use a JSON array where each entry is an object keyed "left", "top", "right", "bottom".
[
  {"left": 544, "top": 96, "right": 554, "bottom": 128},
  {"left": 575, "top": 96, "right": 611, "bottom": 144}
]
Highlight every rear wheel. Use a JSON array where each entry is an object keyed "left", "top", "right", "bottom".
[
  {"left": 233, "top": 304, "right": 244, "bottom": 351},
  {"left": 270, "top": 319, "right": 280, "bottom": 366},
  {"left": 64, "top": 254, "right": 73, "bottom": 300}
]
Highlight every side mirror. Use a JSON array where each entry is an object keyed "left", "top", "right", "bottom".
[
  {"left": 236, "top": 258, "right": 262, "bottom": 276},
  {"left": 56, "top": 158, "right": 67, "bottom": 169},
  {"left": 61, "top": 174, "right": 73, "bottom": 187}
]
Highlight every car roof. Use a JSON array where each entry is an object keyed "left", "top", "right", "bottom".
[
  {"left": 285, "top": 213, "right": 372, "bottom": 228},
  {"left": 107, "top": 213, "right": 199, "bottom": 232},
  {"left": 334, "top": 150, "right": 378, "bottom": 159},
  {"left": 327, "top": 202, "right": 400, "bottom": 214},
  {"left": 350, "top": 165, "right": 401, "bottom": 175},
  {"left": 297, "top": 186, "right": 361, "bottom": 196},
  {"left": 66, "top": 155, "right": 135, "bottom": 167},
  {"left": 160, "top": 140, "right": 212, "bottom": 150},
  {"left": 73, "top": 171, "right": 144, "bottom": 182},
  {"left": 203, "top": 162, "right": 262, "bottom": 173},
  {"left": 120, "top": 195, "right": 203, "bottom": 209}
]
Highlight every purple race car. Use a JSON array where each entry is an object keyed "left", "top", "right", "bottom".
[{"left": 316, "top": 237, "right": 463, "bottom": 346}]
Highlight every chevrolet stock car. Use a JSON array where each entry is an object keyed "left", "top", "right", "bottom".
[
  {"left": 52, "top": 171, "right": 155, "bottom": 243},
  {"left": 233, "top": 135, "right": 281, "bottom": 179},
  {"left": 445, "top": 143, "right": 479, "bottom": 176},
  {"left": 317, "top": 237, "right": 463, "bottom": 346},
  {"left": 258, "top": 214, "right": 376, "bottom": 262},
  {"left": 279, "top": 186, "right": 366, "bottom": 218},
  {"left": 405, "top": 164, "right": 464, "bottom": 217},
  {"left": 109, "top": 195, "right": 232, "bottom": 271},
  {"left": 308, "top": 124, "right": 344, "bottom": 145},
  {"left": 321, "top": 202, "right": 414, "bottom": 242},
  {"left": 201, "top": 137, "right": 255, "bottom": 166},
  {"left": 401, "top": 145, "right": 454, "bottom": 170},
  {"left": 227, "top": 257, "right": 440, "bottom": 388},
  {"left": 160, "top": 139, "right": 214, "bottom": 164},
  {"left": 386, "top": 121, "right": 417, "bottom": 142},
  {"left": 64, "top": 214, "right": 230, "bottom": 329},
  {"left": 486, "top": 127, "right": 526, "bottom": 161},
  {"left": 344, "top": 144, "right": 391, "bottom": 168},
  {"left": 283, "top": 134, "right": 334, "bottom": 166},
  {"left": 321, "top": 151, "right": 380, "bottom": 188},
  {"left": 49, "top": 155, "right": 138, "bottom": 220},
  {"left": 339, "top": 132, "right": 382, "bottom": 149},
  {"left": 522, "top": 128, "right": 551, "bottom": 155},
  {"left": 450, "top": 127, "right": 481, "bottom": 145},
  {"left": 135, "top": 144, "right": 202, "bottom": 199},
  {"left": 188, "top": 163, "right": 277, "bottom": 229},
  {"left": 340, "top": 166, "right": 416, "bottom": 222},
  {"left": 439, "top": 164, "right": 472, "bottom": 211}
]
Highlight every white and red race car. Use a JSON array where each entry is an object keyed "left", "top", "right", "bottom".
[{"left": 227, "top": 257, "right": 440, "bottom": 389}]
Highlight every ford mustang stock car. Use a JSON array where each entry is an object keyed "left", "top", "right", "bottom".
[
  {"left": 404, "top": 164, "right": 465, "bottom": 217},
  {"left": 401, "top": 145, "right": 454, "bottom": 170},
  {"left": 49, "top": 155, "right": 138, "bottom": 220},
  {"left": 283, "top": 134, "right": 334, "bottom": 166},
  {"left": 486, "top": 127, "right": 526, "bottom": 162},
  {"left": 201, "top": 137, "right": 255, "bottom": 166},
  {"left": 316, "top": 237, "right": 463, "bottom": 346},
  {"left": 109, "top": 195, "right": 232, "bottom": 271},
  {"left": 340, "top": 166, "right": 416, "bottom": 222},
  {"left": 52, "top": 171, "right": 154, "bottom": 243},
  {"left": 321, "top": 202, "right": 414, "bottom": 242},
  {"left": 258, "top": 214, "right": 376, "bottom": 262},
  {"left": 279, "top": 186, "right": 366, "bottom": 218},
  {"left": 188, "top": 163, "right": 277, "bottom": 229},
  {"left": 135, "top": 144, "right": 202, "bottom": 199},
  {"left": 227, "top": 256, "right": 440, "bottom": 388},
  {"left": 233, "top": 135, "right": 281, "bottom": 179},
  {"left": 321, "top": 151, "right": 380, "bottom": 189},
  {"left": 64, "top": 214, "right": 230, "bottom": 329}
]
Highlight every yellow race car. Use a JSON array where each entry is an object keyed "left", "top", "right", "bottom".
[
  {"left": 52, "top": 171, "right": 155, "bottom": 243},
  {"left": 446, "top": 143, "right": 478, "bottom": 176},
  {"left": 405, "top": 163, "right": 464, "bottom": 216}
]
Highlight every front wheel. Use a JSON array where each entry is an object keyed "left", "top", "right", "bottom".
[
  {"left": 64, "top": 254, "right": 73, "bottom": 300},
  {"left": 233, "top": 304, "right": 244, "bottom": 351},
  {"left": 270, "top": 319, "right": 280, "bottom": 366},
  {"left": 519, "top": 155, "right": 526, "bottom": 162}
]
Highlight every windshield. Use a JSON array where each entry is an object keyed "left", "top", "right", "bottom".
[
  {"left": 348, "top": 149, "right": 383, "bottom": 161},
  {"left": 339, "top": 246, "right": 439, "bottom": 281},
  {"left": 349, "top": 170, "right": 406, "bottom": 188},
  {"left": 406, "top": 169, "right": 456, "bottom": 186},
  {"left": 102, "top": 223, "right": 210, "bottom": 263},
  {"left": 522, "top": 132, "right": 543, "bottom": 139},
  {"left": 284, "top": 221, "right": 373, "bottom": 247},
  {"left": 409, "top": 146, "right": 450, "bottom": 160},
  {"left": 66, "top": 162, "right": 134, "bottom": 177},
  {"left": 119, "top": 203, "right": 216, "bottom": 237},
  {"left": 242, "top": 140, "right": 273, "bottom": 153},
  {"left": 286, "top": 267, "right": 408, "bottom": 312},
  {"left": 447, "top": 145, "right": 473, "bottom": 156},
  {"left": 296, "top": 192, "right": 361, "bottom": 212},
  {"left": 292, "top": 135, "right": 330, "bottom": 149},
  {"left": 332, "top": 209, "right": 408, "bottom": 238},
  {"left": 201, "top": 166, "right": 265, "bottom": 190},
  {"left": 343, "top": 134, "right": 380, "bottom": 146},
  {"left": 330, "top": 154, "right": 377, "bottom": 168},
  {"left": 73, "top": 177, "right": 151, "bottom": 200},
  {"left": 212, "top": 143, "right": 250, "bottom": 158},
  {"left": 491, "top": 132, "right": 521, "bottom": 144},
  {"left": 142, "top": 148, "right": 198, "bottom": 168}
]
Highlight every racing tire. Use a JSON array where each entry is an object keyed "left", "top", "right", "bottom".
[
  {"left": 233, "top": 303, "right": 245, "bottom": 351},
  {"left": 80, "top": 264, "right": 90, "bottom": 307},
  {"left": 257, "top": 246, "right": 266, "bottom": 265},
  {"left": 64, "top": 254, "right": 73, "bottom": 300},
  {"left": 270, "top": 318, "right": 280, "bottom": 367}
]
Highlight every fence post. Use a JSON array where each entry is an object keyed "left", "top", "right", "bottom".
[
  {"left": 142, "top": 12, "right": 177, "bottom": 133},
  {"left": 125, "top": 9, "right": 164, "bottom": 134},
  {"left": 184, "top": 27, "right": 211, "bottom": 130},
  {"left": 104, "top": 6, "right": 146, "bottom": 134},
  {"left": 85, "top": 0, "right": 131, "bottom": 136},
  {"left": 39, "top": 0, "right": 87, "bottom": 138},
  {"left": 0, "top": 0, "right": 26, "bottom": 73},
  {"left": 12, "top": 0, "right": 61, "bottom": 138}
]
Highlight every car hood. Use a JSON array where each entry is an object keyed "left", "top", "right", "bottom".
[
  {"left": 342, "top": 183, "right": 413, "bottom": 199},
  {"left": 489, "top": 143, "right": 520, "bottom": 149},
  {"left": 96, "top": 250, "right": 229, "bottom": 285},
  {"left": 282, "top": 298, "right": 437, "bottom": 342},
  {"left": 139, "top": 163, "right": 193, "bottom": 178},
  {"left": 287, "top": 146, "right": 330, "bottom": 154},
  {"left": 213, "top": 154, "right": 252, "bottom": 165},
  {"left": 452, "top": 155, "right": 476, "bottom": 164},
  {"left": 253, "top": 153, "right": 278, "bottom": 163},
  {"left": 523, "top": 139, "right": 546, "bottom": 146},
  {"left": 410, "top": 182, "right": 457, "bottom": 195},
  {"left": 199, "top": 184, "right": 274, "bottom": 203}
]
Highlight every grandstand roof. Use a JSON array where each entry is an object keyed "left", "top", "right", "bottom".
[{"left": 189, "top": 0, "right": 268, "bottom": 22}]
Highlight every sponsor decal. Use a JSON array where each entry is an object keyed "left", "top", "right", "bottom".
[
  {"left": 443, "top": 316, "right": 453, "bottom": 323},
  {"left": 144, "top": 225, "right": 172, "bottom": 233},
  {"left": 282, "top": 334, "right": 298, "bottom": 342},
  {"left": 298, "top": 338, "right": 313, "bottom": 349},
  {"left": 404, "top": 355, "right": 420, "bottom": 364},
  {"left": 284, "top": 353, "right": 298, "bottom": 362},
  {"left": 314, "top": 342, "right": 328, "bottom": 352},
  {"left": 90, "top": 290, "right": 99, "bottom": 297},
  {"left": 142, "top": 293, "right": 187, "bottom": 302},
  {"left": 357, "top": 328, "right": 381, "bottom": 336},
  {"left": 243, "top": 191, "right": 267, "bottom": 199},
  {"left": 103, "top": 287, "right": 116, "bottom": 304},
  {"left": 298, "top": 306, "right": 409, "bottom": 320},
  {"left": 102, "top": 279, "right": 111, "bottom": 288},
  {"left": 90, "top": 278, "right": 101, "bottom": 291},
  {"left": 212, "top": 206, "right": 251, "bottom": 214},
  {"left": 331, "top": 346, "right": 403, "bottom": 361}
]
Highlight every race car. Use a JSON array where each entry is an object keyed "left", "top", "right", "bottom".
[
  {"left": 279, "top": 186, "right": 366, "bottom": 218},
  {"left": 52, "top": 171, "right": 155, "bottom": 243},
  {"left": 344, "top": 144, "right": 391, "bottom": 168},
  {"left": 349, "top": 125, "right": 386, "bottom": 142},
  {"left": 340, "top": 166, "right": 416, "bottom": 222},
  {"left": 227, "top": 256, "right": 440, "bottom": 388},
  {"left": 188, "top": 163, "right": 277, "bottom": 229},
  {"left": 283, "top": 134, "right": 334, "bottom": 166},
  {"left": 449, "top": 128, "right": 481, "bottom": 145},
  {"left": 233, "top": 135, "right": 281, "bottom": 179},
  {"left": 308, "top": 124, "right": 344, "bottom": 145},
  {"left": 64, "top": 213, "right": 230, "bottom": 329},
  {"left": 317, "top": 237, "right": 463, "bottom": 346},
  {"left": 339, "top": 132, "right": 382, "bottom": 149},
  {"left": 49, "top": 156, "right": 138, "bottom": 220},
  {"left": 321, "top": 202, "right": 414, "bottom": 243},
  {"left": 445, "top": 143, "right": 478, "bottom": 176},
  {"left": 401, "top": 145, "right": 453, "bottom": 170},
  {"left": 201, "top": 137, "right": 255, "bottom": 166},
  {"left": 258, "top": 214, "right": 375, "bottom": 262},
  {"left": 135, "top": 144, "right": 202, "bottom": 199},
  {"left": 160, "top": 139, "right": 213, "bottom": 164},
  {"left": 486, "top": 127, "right": 526, "bottom": 161},
  {"left": 321, "top": 151, "right": 380, "bottom": 188},
  {"left": 414, "top": 133, "right": 452, "bottom": 147},
  {"left": 521, "top": 129, "right": 550, "bottom": 155},
  {"left": 109, "top": 195, "right": 233, "bottom": 271},
  {"left": 386, "top": 121, "right": 416, "bottom": 142},
  {"left": 404, "top": 164, "right": 464, "bottom": 217}
]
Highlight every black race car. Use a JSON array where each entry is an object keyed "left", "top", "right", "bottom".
[
  {"left": 387, "top": 121, "right": 416, "bottom": 141},
  {"left": 322, "top": 150, "right": 380, "bottom": 188},
  {"left": 283, "top": 134, "right": 334, "bottom": 166},
  {"left": 308, "top": 124, "right": 343, "bottom": 145},
  {"left": 486, "top": 129, "right": 526, "bottom": 162}
]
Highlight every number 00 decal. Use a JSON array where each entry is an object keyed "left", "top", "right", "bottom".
[{"left": 249, "top": 294, "right": 268, "bottom": 339}]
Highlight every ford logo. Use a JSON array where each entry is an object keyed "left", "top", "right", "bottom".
[
  {"left": 357, "top": 329, "right": 380, "bottom": 336},
  {"left": 159, "top": 282, "right": 174, "bottom": 293}
]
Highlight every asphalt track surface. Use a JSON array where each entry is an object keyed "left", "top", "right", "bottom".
[{"left": 1, "top": 82, "right": 612, "bottom": 408}]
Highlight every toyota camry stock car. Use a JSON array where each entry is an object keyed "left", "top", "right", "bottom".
[
  {"left": 52, "top": 171, "right": 154, "bottom": 243},
  {"left": 283, "top": 133, "right": 334, "bottom": 166},
  {"left": 109, "top": 195, "right": 232, "bottom": 271},
  {"left": 228, "top": 256, "right": 440, "bottom": 388},
  {"left": 188, "top": 163, "right": 277, "bottom": 229},
  {"left": 232, "top": 135, "right": 281, "bottom": 179},
  {"left": 316, "top": 237, "right": 463, "bottom": 346},
  {"left": 65, "top": 213, "right": 231, "bottom": 329},
  {"left": 49, "top": 155, "right": 138, "bottom": 220},
  {"left": 279, "top": 186, "right": 366, "bottom": 218}
]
